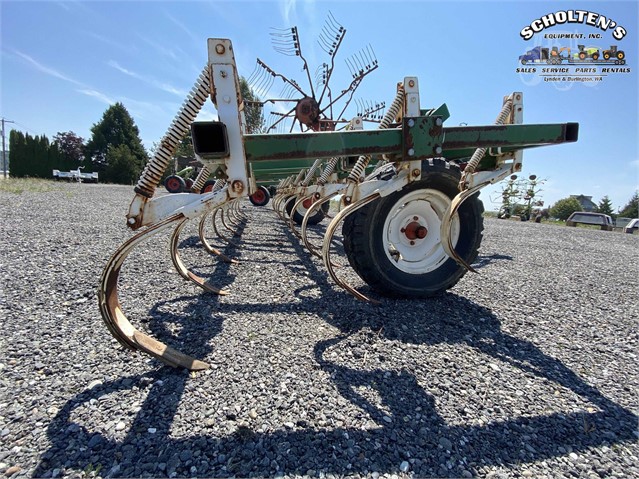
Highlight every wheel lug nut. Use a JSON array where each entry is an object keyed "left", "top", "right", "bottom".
[
  {"left": 410, "top": 240, "right": 415, "bottom": 245},
  {"left": 413, "top": 216, "right": 418, "bottom": 221}
]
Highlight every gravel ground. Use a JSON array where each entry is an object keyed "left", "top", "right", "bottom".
[{"left": 0, "top": 182, "right": 637, "bottom": 479}]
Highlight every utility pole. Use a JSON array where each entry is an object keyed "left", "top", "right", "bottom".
[{"left": 1, "top": 118, "right": 15, "bottom": 179}]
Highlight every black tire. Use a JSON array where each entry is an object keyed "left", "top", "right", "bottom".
[
  {"left": 592, "top": 53, "right": 599, "bottom": 61},
  {"left": 603, "top": 52, "right": 610, "bottom": 60},
  {"left": 342, "top": 158, "right": 484, "bottom": 298},
  {"left": 164, "top": 175, "right": 186, "bottom": 193},
  {"left": 617, "top": 51, "right": 625, "bottom": 60},
  {"left": 521, "top": 59, "right": 527, "bottom": 65},
  {"left": 249, "top": 185, "right": 270, "bottom": 206},
  {"left": 200, "top": 179, "right": 218, "bottom": 194},
  {"left": 291, "top": 198, "right": 330, "bottom": 225}
]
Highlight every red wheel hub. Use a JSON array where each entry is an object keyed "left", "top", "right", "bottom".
[
  {"left": 252, "top": 189, "right": 265, "bottom": 202},
  {"left": 302, "top": 198, "right": 314, "bottom": 209},
  {"left": 167, "top": 178, "right": 180, "bottom": 189},
  {"left": 402, "top": 221, "right": 428, "bottom": 240}
]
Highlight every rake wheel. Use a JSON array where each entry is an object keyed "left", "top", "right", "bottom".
[
  {"left": 342, "top": 159, "right": 484, "bottom": 298},
  {"left": 249, "top": 185, "right": 271, "bottom": 206},
  {"left": 164, "top": 175, "right": 186, "bottom": 193},
  {"left": 292, "top": 198, "right": 330, "bottom": 225}
]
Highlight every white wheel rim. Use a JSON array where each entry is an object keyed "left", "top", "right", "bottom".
[{"left": 382, "top": 188, "right": 460, "bottom": 274}]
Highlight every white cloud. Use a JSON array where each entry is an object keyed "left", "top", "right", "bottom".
[
  {"left": 77, "top": 89, "right": 115, "bottom": 105},
  {"left": 108, "top": 59, "right": 187, "bottom": 97},
  {"left": 13, "top": 50, "right": 86, "bottom": 87}
]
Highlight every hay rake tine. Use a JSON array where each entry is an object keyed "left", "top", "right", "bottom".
[
  {"left": 198, "top": 211, "right": 239, "bottom": 264},
  {"left": 98, "top": 213, "right": 209, "bottom": 370},
  {"left": 321, "top": 193, "right": 382, "bottom": 303},
  {"left": 169, "top": 217, "right": 230, "bottom": 295}
]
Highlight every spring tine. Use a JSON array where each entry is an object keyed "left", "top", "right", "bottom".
[
  {"left": 440, "top": 186, "right": 481, "bottom": 273},
  {"left": 321, "top": 193, "right": 382, "bottom": 303},
  {"left": 198, "top": 211, "right": 239, "bottom": 264},
  {"left": 212, "top": 208, "right": 240, "bottom": 247},
  {"left": 98, "top": 213, "right": 209, "bottom": 370},
  {"left": 220, "top": 206, "right": 240, "bottom": 234},
  {"left": 289, "top": 195, "right": 311, "bottom": 238},
  {"left": 301, "top": 192, "right": 339, "bottom": 260},
  {"left": 169, "top": 218, "right": 230, "bottom": 295}
]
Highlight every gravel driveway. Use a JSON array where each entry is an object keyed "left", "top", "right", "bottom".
[{"left": 1, "top": 183, "right": 637, "bottom": 478}]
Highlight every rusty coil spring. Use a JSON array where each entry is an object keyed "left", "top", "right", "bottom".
[
  {"left": 190, "top": 164, "right": 212, "bottom": 193},
  {"left": 460, "top": 98, "right": 513, "bottom": 188},
  {"left": 347, "top": 87, "right": 405, "bottom": 183},
  {"left": 134, "top": 66, "right": 211, "bottom": 198}
]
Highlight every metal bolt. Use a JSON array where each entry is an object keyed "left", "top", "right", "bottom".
[
  {"left": 434, "top": 145, "right": 443, "bottom": 155},
  {"left": 220, "top": 70, "right": 227, "bottom": 78},
  {"left": 223, "top": 95, "right": 231, "bottom": 103},
  {"left": 408, "top": 119, "right": 415, "bottom": 128},
  {"left": 408, "top": 148, "right": 415, "bottom": 157},
  {"left": 215, "top": 44, "right": 226, "bottom": 55},
  {"left": 413, "top": 216, "right": 418, "bottom": 221},
  {"left": 435, "top": 118, "right": 443, "bottom": 126},
  {"left": 400, "top": 228, "right": 406, "bottom": 233},
  {"left": 412, "top": 169, "right": 420, "bottom": 177},
  {"left": 410, "top": 240, "right": 415, "bottom": 245},
  {"left": 516, "top": 94, "right": 521, "bottom": 101},
  {"left": 408, "top": 79, "right": 415, "bottom": 88},
  {"left": 127, "top": 218, "right": 135, "bottom": 225},
  {"left": 410, "top": 97, "right": 416, "bottom": 103}
]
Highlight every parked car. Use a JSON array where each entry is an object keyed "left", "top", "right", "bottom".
[
  {"left": 623, "top": 218, "right": 639, "bottom": 234},
  {"left": 565, "top": 211, "right": 613, "bottom": 231}
]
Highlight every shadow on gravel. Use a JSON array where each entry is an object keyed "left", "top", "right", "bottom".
[
  {"left": 35, "top": 211, "right": 637, "bottom": 478},
  {"left": 472, "top": 253, "right": 513, "bottom": 269}
]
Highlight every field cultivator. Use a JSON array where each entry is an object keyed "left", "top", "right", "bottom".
[{"left": 98, "top": 37, "right": 578, "bottom": 371}]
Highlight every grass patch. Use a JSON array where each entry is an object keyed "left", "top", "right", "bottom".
[{"left": 0, "top": 178, "right": 62, "bottom": 194}]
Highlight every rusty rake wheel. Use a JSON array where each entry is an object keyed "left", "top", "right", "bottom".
[{"left": 342, "top": 159, "right": 484, "bottom": 298}]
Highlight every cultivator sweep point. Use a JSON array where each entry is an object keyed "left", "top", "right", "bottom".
[{"left": 98, "top": 35, "right": 578, "bottom": 370}]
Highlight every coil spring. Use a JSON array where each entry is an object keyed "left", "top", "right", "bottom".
[
  {"left": 293, "top": 169, "right": 306, "bottom": 186},
  {"left": 347, "top": 87, "right": 405, "bottom": 183},
  {"left": 190, "top": 164, "right": 212, "bottom": 193},
  {"left": 212, "top": 179, "right": 225, "bottom": 191},
  {"left": 317, "top": 157, "right": 340, "bottom": 185},
  {"left": 134, "top": 66, "right": 211, "bottom": 198},
  {"left": 463, "top": 98, "right": 513, "bottom": 179},
  {"left": 301, "top": 159, "right": 323, "bottom": 187}
]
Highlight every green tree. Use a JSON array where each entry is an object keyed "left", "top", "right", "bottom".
[
  {"left": 9, "top": 130, "right": 26, "bottom": 177},
  {"left": 618, "top": 191, "right": 638, "bottom": 218},
  {"left": 550, "top": 196, "right": 582, "bottom": 220},
  {"left": 105, "top": 145, "right": 140, "bottom": 185},
  {"left": 596, "top": 195, "right": 614, "bottom": 216},
  {"left": 85, "top": 102, "right": 147, "bottom": 183},
  {"left": 240, "top": 77, "right": 264, "bottom": 134}
]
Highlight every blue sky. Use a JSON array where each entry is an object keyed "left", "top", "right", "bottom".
[{"left": 1, "top": 0, "right": 637, "bottom": 210}]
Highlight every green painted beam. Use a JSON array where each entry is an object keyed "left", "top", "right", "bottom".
[{"left": 244, "top": 122, "right": 578, "bottom": 164}]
